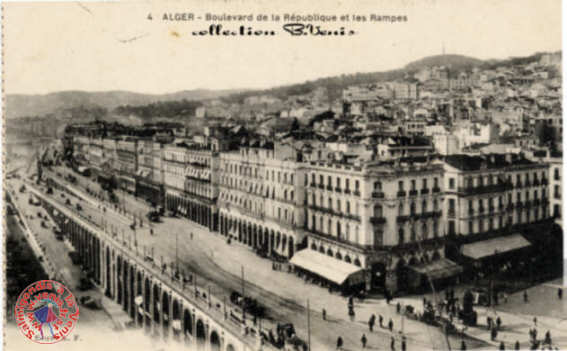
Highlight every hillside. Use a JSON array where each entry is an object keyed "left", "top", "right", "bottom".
[
  {"left": 404, "top": 54, "right": 484, "bottom": 71},
  {"left": 6, "top": 89, "right": 242, "bottom": 119}
]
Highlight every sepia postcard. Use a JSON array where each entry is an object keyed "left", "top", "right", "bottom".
[{"left": 2, "top": 1, "right": 565, "bottom": 350}]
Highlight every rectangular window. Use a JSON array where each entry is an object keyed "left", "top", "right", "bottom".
[
  {"left": 398, "top": 181, "right": 404, "bottom": 191},
  {"left": 449, "top": 178, "right": 455, "bottom": 189},
  {"left": 411, "top": 180, "right": 416, "bottom": 190},
  {"left": 422, "top": 179, "right": 428, "bottom": 189}
]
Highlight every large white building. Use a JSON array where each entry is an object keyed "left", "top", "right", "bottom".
[{"left": 217, "top": 141, "right": 307, "bottom": 259}]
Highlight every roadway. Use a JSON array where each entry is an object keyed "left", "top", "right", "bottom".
[{"left": 14, "top": 168, "right": 491, "bottom": 351}]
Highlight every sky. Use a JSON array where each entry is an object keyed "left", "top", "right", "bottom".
[{"left": 3, "top": 0, "right": 562, "bottom": 95}]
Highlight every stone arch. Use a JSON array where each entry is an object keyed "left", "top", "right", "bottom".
[
  {"left": 310, "top": 242, "right": 317, "bottom": 250},
  {"left": 122, "top": 260, "right": 129, "bottom": 312},
  {"left": 288, "top": 237, "right": 294, "bottom": 257},
  {"left": 129, "top": 265, "right": 135, "bottom": 319},
  {"left": 326, "top": 248, "right": 334, "bottom": 257},
  {"left": 354, "top": 258, "right": 361, "bottom": 267},
  {"left": 162, "top": 291, "right": 170, "bottom": 338},
  {"left": 196, "top": 319, "right": 206, "bottom": 346},
  {"left": 183, "top": 309, "right": 193, "bottom": 342},
  {"left": 153, "top": 284, "right": 161, "bottom": 324},
  {"left": 226, "top": 344, "right": 236, "bottom": 351},
  {"left": 344, "top": 255, "right": 352, "bottom": 263},
  {"left": 335, "top": 252, "right": 343, "bottom": 260},
  {"left": 105, "top": 246, "right": 111, "bottom": 297},
  {"left": 144, "top": 278, "right": 151, "bottom": 331},
  {"left": 210, "top": 330, "right": 221, "bottom": 351},
  {"left": 318, "top": 245, "right": 325, "bottom": 254},
  {"left": 172, "top": 299, "right": 181, "bottom": 340}
]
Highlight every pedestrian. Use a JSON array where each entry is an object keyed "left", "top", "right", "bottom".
[
  {"left": 397, "top": 302, "right": 401, "bottom": 314},
  {"left": 391, "top": 336, "right": 396, "bottom": 351},
  {"left": 388, "top": 318, "right": 394, "bottom": 332},
  {"left": 500, "top": 341, "right": 505, "bottom": 351},
  {"left": 491, "top": 327, "right": 498, "bottom": 341},
  {"left": 401, "top": 338, "right": 406, "bottom": 351},
  {"left": 524, "top": 290, "right": 529, "bottom": 303},
  {"left": 533, "top": 317, "right": 538, "bottom": 326},
  {"left": 558, "top": 288, "right": 563, "bottom": 300},
  {"left": 496, "top": 316, "right": 502, "bottom": 330},
  {"left": 322, "top": 308, "right": 326, "bottom": 321},
  {"left": 336, "top": 336, "right": 343, "bottom": 350},
  {"left": 379, "top": 314, "right": 384, "bottom": 328},
  {"left": 461, "top": 340, "right": 467, "bottom": 351},
  {"left": 487, "top": 316, "right": 493, "bottom": 330},
  {"left": 515, "top": 340, "right": 520, "bottom": 350},
  {"left": 368, "top": 314, "right": 375, "bottom": 332},
  {"left": 544, "top": 331, "right": 551, "bottom": 345},
  {"left": 190, "top": 232, "right": 193, "bottom": 240},
  {"left": 361, "top": 333, "right": 367, "bottom": 348}
]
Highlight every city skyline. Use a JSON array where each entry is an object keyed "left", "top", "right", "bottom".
[{"left": 3, "top": 0, "right": 561, "bottom": 95}]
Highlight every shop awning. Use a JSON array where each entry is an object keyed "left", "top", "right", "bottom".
[
  {"left": 461, "top": 234, "right": 531, "bottom": 260},
  {"left": 408, "top": 258, "right": 463, "bottom": 280},
  {"left": 290, "top": 249, "right": 363, "bottom": 285}
]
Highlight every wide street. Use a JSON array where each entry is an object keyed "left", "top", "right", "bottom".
[
  {"left": 17, "top": 168, "right": 490, "bottom": 351},
  {"left": 6, "top": 154, "right": 566, "bottom": 350}
]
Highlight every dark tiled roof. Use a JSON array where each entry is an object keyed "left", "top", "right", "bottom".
[{"left": 443, "top": 154, "right": 536, "bottom": 171}]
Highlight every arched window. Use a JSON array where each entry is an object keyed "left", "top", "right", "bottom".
[
  {"left": 374, "top": 181, "right": 382, "bottom": 191},
  {"left": 328, "top": 219, "right": 332, "bottom": 235},
  {"left": 422, "top": 222, "right": 428, "bottom": 239},
  {"left": 422, "top": 200, "right": 428, "bottom": 212},
  {"left": 346, "top": 201, "right": 351, "bottom": 214},
  {"left": 398, "top": 203, "right": 404, "bottom": 216},
  {"left": 284, "top": 190, "right": 288, "bottom": 200},
  {"left": 319, "top": 217, "right": 324, "bottom": 232},
  {"left": 410, "top": 202, "right": 416, "bottom": 215}
]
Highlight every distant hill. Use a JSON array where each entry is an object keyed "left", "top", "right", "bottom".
[
  {"left": 6, "top": 51, "right": 559, "bottom": 120},
  {"left": 6, "top": 89, "right": 242, "bottom": 119},
  {"left": 404, "top": 54, "right": 484, "bottom": 71}
]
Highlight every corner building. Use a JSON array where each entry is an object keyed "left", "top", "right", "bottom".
[{"left": 299, "top": 158, "right": 451, "bottom": 294}]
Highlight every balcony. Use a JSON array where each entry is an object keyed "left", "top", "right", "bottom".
[
  {"left": 448, "top": 210, "right": 456, "bottom": 219},
  {"left": 397, "top": 215, "right": 410, "bottom": 223},
  {"left": 310, "top": 183, "right": 317, "bottom": 188},
  {"left": 420, "top": 211, "right": 442, "bottom": 219},
  {"left": 318, "top": 184, "right": 325, "bottom": 190},
  {"left": 344, "top": 189, "right": 351, "bottom": 195},
  {"left": 421, "top": 189, "right": 430, "bottom": 195},
  {"left": 457, "top": 183, "right": 513, "bottom": 196},
  {"left": 409, "top": 190, "right": 418, "bottom": 196},
  {"left": 478, "top": 207, "right": 485, "bottom": 214},
  {"left": 397, "top": 190, "right": 407, "bottom": 198},
  {"left": 326, "top": 185, "right": 333, "bottom": 191},
  {"left": 335, "top": 187, "right": 342, "bottom": 193},
  {"left": 554, "top": 174, "right": 560, "bottom": 181},
  {"left": 344, "top": 213, "right": 362, "bottom": 222},
  {"left": 488, "top": 206, "right": 495, "bottom": 214},
  {"left": 372, "top": 191, "right": 385, "bottom": 199},
  {"left": 542, "top": 179, "right": 548, "bottom": 185},
  {"left": 370, "top": 216, "right": 386, "bottom": 225},
  {"left": 533, "top": 179, "right": 541, "bottom": 186},
  {"left": 432, "top": 187, "right": 441, "bottom": 193},
  {"left": 354, "top": 190, "right": 361, "bottom": 197}
]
